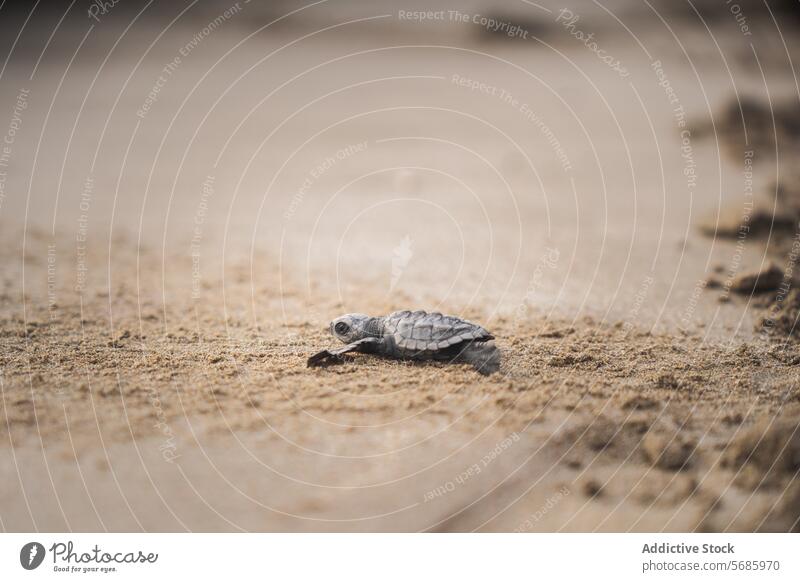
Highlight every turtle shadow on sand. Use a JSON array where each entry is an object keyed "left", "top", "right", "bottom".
[{"left": 307, "top": 348, "right": 502, "bottom": 376}]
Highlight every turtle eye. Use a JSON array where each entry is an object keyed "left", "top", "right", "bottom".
[{"left": 334, "top": 322, "right": 349, "bottom": 335}]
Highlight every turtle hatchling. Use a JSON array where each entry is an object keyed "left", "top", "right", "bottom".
[{"left": 307, "top": 310, "right": 500, "bottom": 374}]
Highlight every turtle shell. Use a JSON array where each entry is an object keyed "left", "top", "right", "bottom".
[{"left": 383, "top": 310, "right": 493, "bottom": 355}]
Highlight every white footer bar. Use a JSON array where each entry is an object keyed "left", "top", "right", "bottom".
[{"left": 1, "top": 533, "right": 796, "bottom": 581}]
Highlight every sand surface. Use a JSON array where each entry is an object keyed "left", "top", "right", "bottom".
[{"left": 1, "top": 0, "right": 800, "bottom": 531}]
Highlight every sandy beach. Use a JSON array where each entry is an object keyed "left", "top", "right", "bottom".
[{"left": 1, "top": 0, "right": 799, "bottom": 531}]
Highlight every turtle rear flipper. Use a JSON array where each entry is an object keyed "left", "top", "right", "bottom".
[{"left": 457, "top": 341, "right": 501, "bottom": 375}]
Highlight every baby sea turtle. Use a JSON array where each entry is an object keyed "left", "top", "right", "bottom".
[{"left": 307, "top": 310, "right": 500, "bottom": 374}]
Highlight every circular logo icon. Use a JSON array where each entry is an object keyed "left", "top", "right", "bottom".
[{"left": 20, "top": 542, "right": 45, "bottom": 570}]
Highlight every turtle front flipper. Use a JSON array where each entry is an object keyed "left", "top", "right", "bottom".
[
  {"left": 307, "top": 338, "right": 379, "bottom": 367},
  {"left": 307, "top": 349, "right": 340, "bottom": 367}
]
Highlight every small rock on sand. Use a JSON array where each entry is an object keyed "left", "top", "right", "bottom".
[
  {"left": 730, "top": 263, "right": 784, "bottom": 294},
  {"left": 759, "top": 288, "right": 800, "bottom": 338},
  {"left": 722, "top": 416, "right": 800, "bottom": 488},
  {"left": 642, "top": 432, "right": 695, "bottom": 471},
  {"left": 582, "top": 479, "right": 604, "bottom": 498}
]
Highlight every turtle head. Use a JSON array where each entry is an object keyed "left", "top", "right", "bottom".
[{"left": 330, "top": 313, "right": 371, "bottom": 343}]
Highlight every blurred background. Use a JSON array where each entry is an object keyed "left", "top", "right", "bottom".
[{"left": 1, "top": 0, "right": 798, "bottom": 331}]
